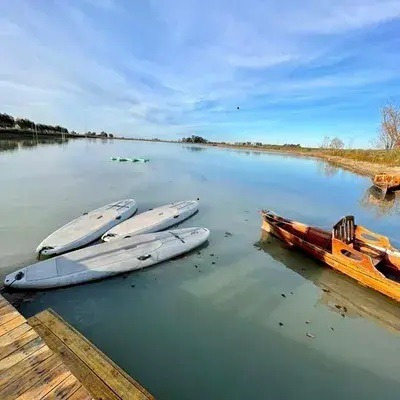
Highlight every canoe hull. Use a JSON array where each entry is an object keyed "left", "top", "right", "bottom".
[{"left": 262, "top": 217, "right": 400, "bottom": 302}]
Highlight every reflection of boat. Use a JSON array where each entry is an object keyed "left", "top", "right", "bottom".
[
  {"left": 257, "top": 232, "right": 400, "bottom": 332},
  {"left": 372, "top": 173, "right": 400, "bottom": 193},
  {"left": 359, "top": 186, "right": 399, "bottom": 217},
  {"left": 261, "top": 211, "right": 400, "bottom": 302}
]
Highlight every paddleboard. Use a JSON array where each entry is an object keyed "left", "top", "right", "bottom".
[
  {"left": 102, "top": 200, "right": 198, "bottom": 242},
  {"left": 5, "top": 227, "right": 210, "bottom": 289},
  {"left": 36, "top": 199, "right": 137, "bottom": 257}
]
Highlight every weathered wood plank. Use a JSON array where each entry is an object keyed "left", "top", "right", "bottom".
[
  {"left": 35, "top": 310, "right": 154, "bottom": 400},
  {"left": 0, "top": 315, "right": 26, "bottom": 337},
  {"left": 0, "top": 336, "right": 45, "bottom": 372},
  {"left": 0, "top": 322, "right": 31, "bottom": 347},
  {"left": 29, "top": 316, "right": 121, "bottom": 400},
  {"left": 0, "top": 296, "right": 9, "bottom": 309},
  {"left": 15, "top": 363, "right": 72, "bottom": 400},
  {"left": 41, "top": 373, "right": 84, "bottom": 400},
  {"left": 0, "top": 327, "right": 39, "bottom": 360},
  {"left": 0, "top": 345, "right": 53, "bottom": 392},
  {"left": 0, "top": 354, "right": 61, "bottom": 400},
  {"left": 67, "top": 386, "right": 94, "bottom": 400},
  {"left": 0, "top": 306, "right": 20, "bottom": 326}
]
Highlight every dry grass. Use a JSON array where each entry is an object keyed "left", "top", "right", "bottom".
[{"left": 304, "top": 148, "right": 400, "bottom": 166}]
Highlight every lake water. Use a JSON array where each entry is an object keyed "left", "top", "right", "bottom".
[{"left": 1, "top": 138, "right": 400, "bottom": 399}]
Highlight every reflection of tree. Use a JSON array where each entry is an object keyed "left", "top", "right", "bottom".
[
  {"left": 0, "top": 140, "right": 18, "bottom": 153},
  {"left": 182, "top": 145, "right": 207, "bottom": 152},
  {"left": 359, "top": 186, "right": 400, "bottom": 217},
  {"left": 316, "top": 160, "right": 340, "bottom": 177},
  {"left": 0, "top": 138, "right": 68, "bottom": 153},
  {"left": 256, "top": 231, "right": 400, "bottom": 333}
]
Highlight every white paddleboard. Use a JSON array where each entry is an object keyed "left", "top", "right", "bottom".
[
  {"left": 5, "top": 227, "right": 210, "bottom": 289},
  {"left": 102, "top": 200, "right": 198, "bottom": 242},
  {"left": 36, "top": 199, "right": 138, "bottom": 257}
]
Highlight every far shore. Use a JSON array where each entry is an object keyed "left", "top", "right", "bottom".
[
  {"left": 122, "top": 138, "right": 400, "bottom": 178},
  {"left": 2, "top": 131, "right": 399, "bottom": 178}
]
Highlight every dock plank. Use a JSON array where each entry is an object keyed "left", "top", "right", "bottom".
[
  {"left": 15, "top": 363, "right": 72, "bottom": 400},
  {"left": 33, "top": 310, "right": 154, "bottom": 400},
  {"left": 41, "top": 373, "right": 85, "bottom": 400},
  {"left": 0, "top": 315, "right": 26, "bottom": 337},
  {"left": 29, "top": 315, "right": 122, "bottom": 400},
  {"left": 0, "top": 295, "right": 154, "bottom": 400},
  {"left": 0, "top": 327, "right": 39, "bottom": 360},
  {"left": 0, "top": 345, "right": 53, "bottom": 392},
  {"left": 0, "top": 307, "right": 20, "bottom": 326},
  {"left": 0, "top": 336, "right": 45, "bottom": 372},
  {"left": 0, "top": 297, "right": 9, "bottom": 309},
  {"left": 67, "top": 386, "right": 94, "bottom": 400},
  {"left": 0, "top": 353, "right": 61, "bottom": 400},
  {"left": 0, "top": 323, "right": 32, "bottom": 347}
]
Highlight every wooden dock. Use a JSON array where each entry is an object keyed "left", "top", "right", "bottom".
[{"left": 0, "top": 295, "right": 154, "bottom": 400}]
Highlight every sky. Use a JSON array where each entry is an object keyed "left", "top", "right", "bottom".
[{"left": 1, "top": 0, "right": 400, "bottom": 147}]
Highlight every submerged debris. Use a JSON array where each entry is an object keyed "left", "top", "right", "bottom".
[
  {"left": 131, "top": 284, "right": 135, "bottom": 288},
  {"left": 211, "top": 261, "right": 216, "bottom": 265},
  {"left": 195, "top": 265, "right": 198, "bottom": 268},
  {"left": 281, "top": 293, "right": 286, "bottom": 298},
  {"left": 331, "top": 327, "right": 334, "bottom": 331},
  {"left": 279, "top": 322, "right": 284, "bottom": 327},
  {"left": 306, "top": 333, "right": 316, "bottom": 339}
]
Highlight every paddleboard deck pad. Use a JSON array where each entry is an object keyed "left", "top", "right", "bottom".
[{"left": 6, "top": 227, "right": 210, "bottom": 289}]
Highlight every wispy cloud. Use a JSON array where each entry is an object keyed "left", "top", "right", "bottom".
[{"left": 0, "top": 0, "right": 400, "bottom": 145}]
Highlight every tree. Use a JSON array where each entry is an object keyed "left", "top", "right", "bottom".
[
  {"left": 374, "top": 102, "right": 400, "bottom": 149},
  {"left": 15, "top": 118, "right": 35, "bottom": 130},
  {"left": 181, "top": 135, "right": 208, "bottom": 144},
  {"left": 0, "top": 113, "right": 15, "bottom": 128},
  {"left": 329, "top": 137, "right": 344, "bottom": 149},
  {"left": 321, "top": 136, "right": 330, "bottom": 148}
]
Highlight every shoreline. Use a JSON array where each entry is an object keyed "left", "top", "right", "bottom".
[{"left": 2, "top": 132, "right": 399, "bottom": 178}]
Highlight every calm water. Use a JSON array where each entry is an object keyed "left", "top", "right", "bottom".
[{"left": 1, "top": 138, "right": 400, "bottom": 399}]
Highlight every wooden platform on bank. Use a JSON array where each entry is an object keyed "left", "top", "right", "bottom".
[{"left": 0, "top": 295, "right": 154, "bottom": 400}]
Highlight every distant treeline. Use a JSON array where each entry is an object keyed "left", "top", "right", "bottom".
[{"left": 0, "top": 112, "right": 115, "bottom": 138}]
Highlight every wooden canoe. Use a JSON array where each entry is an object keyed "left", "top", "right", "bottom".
[
  {"left": 261, "top": 211, "right": 400, "bottom": 302},
  {"left": 372, "top": 173, "right": 400, "bottom": 193}
]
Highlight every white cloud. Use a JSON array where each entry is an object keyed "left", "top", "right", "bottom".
[{"left": 0, "top": 0, "right": 399, "bottom": 143}]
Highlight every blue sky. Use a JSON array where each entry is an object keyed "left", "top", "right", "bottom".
[{"left": 1, "top": 0, "right": 400, "bottom": 147}]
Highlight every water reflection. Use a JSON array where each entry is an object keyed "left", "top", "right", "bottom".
[
  {"left": 256, "top": 230, "right": 400, "bottom": 333},
  {"left": 0, "top": 138, "right": 68, "bottom": 153},
  {"left": 181, "top": 145, "right": 207, "bottom": 152},
  {"left": 316, "top": 160, "right": 340, "bottom": 177},
  {"left": 359, "top": 186, "right": 400, "bottom": 217}
]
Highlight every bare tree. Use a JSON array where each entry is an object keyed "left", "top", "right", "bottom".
[
  {"left": 329, "top": 137, "right": 344, "bottom": 149},
  {"left": 374, "top": 102, "right": 400, "bottom": 149},
  {"left": 321, "top": 136, "right": 330, "bottom": 148}
]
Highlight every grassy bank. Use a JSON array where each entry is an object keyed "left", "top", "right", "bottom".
[{"left": 208, "top": 143, "right": 400, "bottom": 177}]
